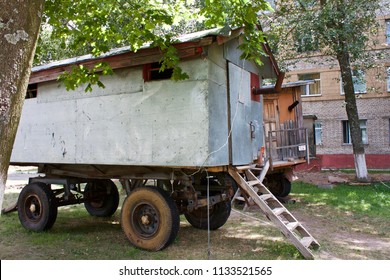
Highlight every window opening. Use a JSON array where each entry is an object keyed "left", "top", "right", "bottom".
[
  {"left": 25, "top": 84, "right": 38, "bottom": 99},
  {"left": 298, "top": 73, "right": 321, "bottom": 96},
  {"left": 143, "top": 62, "right": 173, "bottom": 81},
  {"left": 342, "top": 120, "right": 368, "bottom": 144}
]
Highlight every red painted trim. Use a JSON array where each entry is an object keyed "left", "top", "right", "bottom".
[
  {"left": 30, "top": 38, "right": 211, "bottom": 84},
  {"left": 250, "top": 73, "right": 260, "bottom": 102},
  {"left": 295, "top": 154, "right": 390, "bottom": 171}
]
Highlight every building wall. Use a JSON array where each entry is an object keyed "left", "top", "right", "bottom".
[
  {"left": 286, "top": 5, "right": 390, "bottom": 169},
  {"left": 302, "top": 98, "right": 390, "bottom": 153}
]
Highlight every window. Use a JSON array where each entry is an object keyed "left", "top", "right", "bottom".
[
  {"left": 25, "top": 84, "right": 37, "bottom": 99},
  {"left": 314, "top": 121, "right": 322, "bottom": 145},
  {"left": 294, "top": 29, "right": 319, "bottom": 53},
  {"left": 386, "top": 19, "right": 390, "bottom": 45},
  {"left": 143, "top": 62, "right": 173, "bottom": 81},
  {"left": 342, "top": 120, "right": 368, "bottom": 144},
  {"left": 387, "top": 67, "right": 390, "bottom": 92},
  {"left": 298, "top": 73, "right": 321, "bottom": 96},
  {"left": 340, "top": 70, "right": 366, "bottom": 95},
  {"left": 261, "top": 77, "right": 276, "bottom": 86}
]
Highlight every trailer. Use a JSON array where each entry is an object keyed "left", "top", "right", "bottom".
[{"left": 10, "top": 27, "right": 319, "bottom": 258}]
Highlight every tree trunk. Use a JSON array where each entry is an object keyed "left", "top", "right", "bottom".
[
  {"left": 337, "top": 51, "right": 369, "bottom": 181},
  {"left": 0, "top": 0, "right": 44, "bottom": 214}
]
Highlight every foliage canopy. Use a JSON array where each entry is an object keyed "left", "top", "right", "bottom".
[{"left": 37, "top": 0, "right": 272, "bottom": 90}]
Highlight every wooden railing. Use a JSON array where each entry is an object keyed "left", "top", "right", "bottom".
[{"left": 266, "top": 127, "right": 309, "bottom": 168}]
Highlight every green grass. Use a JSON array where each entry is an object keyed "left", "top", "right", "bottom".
[{"left": 290, "top": 181, "right": 390, "bottom": 219}]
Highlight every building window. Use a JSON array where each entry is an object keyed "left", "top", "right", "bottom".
[
  {"left": 25, "top": 84, "right": 37, "bottom": 99},
  {"left": 294, "top": 29, "right": 319, "bottom": 53},
  {"left": 342, "top": 120, "right": 368, "bottom": 144},
  {"left": 386, "top": 19, "right": 390, "bottom": 45},
  {"left": 340, "top": 70, "right": 366, "bottom": 95},
  {"left": 298, "top": 73, "right": 321, "bottom": 96},
  {"left": 143, "top": 62, "right": 173, "bottom": 81},
  {"left": 314, "top": 121, "right": 322, "bottom": 145}
]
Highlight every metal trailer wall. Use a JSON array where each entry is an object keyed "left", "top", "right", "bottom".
[{"left": 11, "top": 41, "right": 263, "bottom": 168}]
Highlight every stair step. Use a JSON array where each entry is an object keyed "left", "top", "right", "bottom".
[
  {"left": 286, "top": 222, "right": 300, "bottom": 231},
  {"left": 250, "top": 167, "right": 263, "bottom": 171},
  {"left": 236, "top": 165, "right": 252, "bottom": 171},
  {"left": 259, "top": 194, "right": 273, "bottom": 201},
  {"left": 301, "top": 237, "right": 314, "bottom": 248},
  {"left": 272, "top": 207, "right": 286, "bottom": 216},
  {"left": 248, "top": 180, "right": 260, "bottom": 186}
]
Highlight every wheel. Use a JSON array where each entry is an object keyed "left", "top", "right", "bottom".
[
  {"left": 84, "top": 179, "right": 119, "bottom": 217},
  {"left": 266, "top": 175, "right": 292, "bottom": 197},
  {"left": 184, "top": 200, "right": 231, "bottom": 230},
  {"left": 17, "top": 183, "right": 58, "bottom": 231},
  {"left": 121, "top": 186, "right": 180, "bottom": 251},
  {"left": 278, "top": 177, "right": 292, "bottom": 197}
]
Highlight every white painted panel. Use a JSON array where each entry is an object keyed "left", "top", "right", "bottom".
[
  {"left": 12, "top": 77, "right": 211, "bottom": 166},
  {"left": 228, "top": 63, "right": 253, "bottom": 165},
  {"left": 38, "top": 67, "right": 144, "bottom": 103}
]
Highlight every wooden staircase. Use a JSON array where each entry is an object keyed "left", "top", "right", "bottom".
[{"left": 229, "top": 164, "right": 320, "bottom": 260}]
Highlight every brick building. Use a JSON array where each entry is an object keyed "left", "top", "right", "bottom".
[{"left": 282, "top": 2, "right": 390, "bottom": 170}]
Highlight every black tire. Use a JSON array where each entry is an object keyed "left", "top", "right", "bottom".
[
  {"left": 184, "top": 200, "right": 231, "bottom": 230},
  {"left": 266, "top": 175, "right": 291, "bottom": 197},
  {"left": 84, "top": 179, "right": 119, "bottom": 217},
  {"left": 121, "top": 186, "right": 180, "bottom": 251},
  {"left": 17, "top": 183, "right": 58, "bottom": 231},
  {"left": 278, "top": 177, "right": 292, "bottom": 197}
]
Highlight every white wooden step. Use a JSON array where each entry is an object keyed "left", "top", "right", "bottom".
[
  {"left": 301, "top": 237, "right": 314, "bottom": 248},
  {"left": 247, "top": 180, "right": 260, "bottom": 186},
  {"left": 272, "top": 207, "right": 286, "bottom": 216},
  {"left": 259, "top": 194, "right": 273, "bottom": 201},
  {"left": 286, "top": 222, "right": 300, "bottom": 231}
]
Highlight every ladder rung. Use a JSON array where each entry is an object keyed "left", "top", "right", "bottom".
[
  {"left": 250, "top": 167, "right": 263, "bottom": 171},
  {"left": 236, "top": 165, "right": 252, "bottom": 170},
  {"left": 286, "top": 222, "right": 300, "bottom": 231},
  {"left": 259, "top": 194, "right": 273, "bottom": 201},
  {"left": 301, "top": 237, "right": 314, "bottom": 247},
  {"left": 272, "top": 207, "right": 286, "bottom": 216},
  {"left": 247, "top": 180, "right": 259, "bottom": 186},
  {"left": 234, "top": 196, "right": 246, "bottom": 201}
]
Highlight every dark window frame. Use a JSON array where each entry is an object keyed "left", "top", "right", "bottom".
[
  {"left": 26, "top": 84, "right": 38, "bottom": 99},
  {"left": 143, "top": 62, "right": 173, "bottom": 82},
  {"left": 342, "top": 119, "right": 368, "bottom": 145}
]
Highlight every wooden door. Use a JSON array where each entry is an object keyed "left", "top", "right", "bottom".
[{"left": 263, "top": 99, "right": 279, "bottom": 160}]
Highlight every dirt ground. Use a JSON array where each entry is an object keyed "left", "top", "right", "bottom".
[
  {"left": 3, "top": 166, "right": 390, "bottom": 260},
  {"left": 287, "top": 169, "right": 390, "bottom": 260},
  {"left": 294, "top": 169, "right": 390, "bottom": 186}
]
